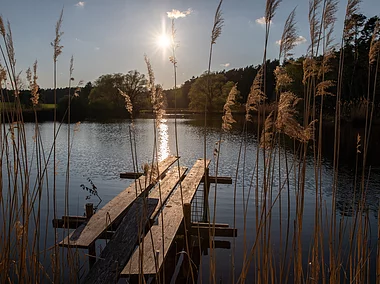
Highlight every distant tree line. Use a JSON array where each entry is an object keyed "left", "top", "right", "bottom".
[{"left": 2, "top": 13, "right": 378, "bottom": 122}]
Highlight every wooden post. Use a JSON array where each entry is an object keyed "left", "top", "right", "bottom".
[
  {"left": 183, "top": 203, "right": 191, "bottom": 235},
  {"left": 202, "top": 168, "right": 210, "bottom": 222},
  {"left": 86, "top": 203, "right": 96, "bottom": 268},
  {"left": 86, "top": 203, "right": 94, "bottom": 220}
]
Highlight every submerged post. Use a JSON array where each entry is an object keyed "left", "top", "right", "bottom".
[{"left": 86, "top": 203, "right": 96, "bottom": 268}]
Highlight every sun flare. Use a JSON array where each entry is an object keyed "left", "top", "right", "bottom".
[{"left": 157, "top": 33, "right": 171, "bottom": 49}]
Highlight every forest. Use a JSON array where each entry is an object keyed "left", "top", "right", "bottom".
[{"left": 4, "top": 13, "right": 379, "bottom": 123}]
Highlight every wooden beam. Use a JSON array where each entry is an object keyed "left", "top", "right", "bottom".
[
  {"left": 120, "top": 158, "right": 211, "bottom": 277},
  {"left": 59, "top": 155, "right": 178, "bottom": 248},
  {"left": 191, "top": 222, "right": 230, "bottom": 228},
  {"left": 119, "top": 172, "right": 143, "bottom": 179},
  {"left": 201, "top": 176, "right": 232, "bottom": 184},
  {"left": 83, "top": 198, "right": 158, "bottom": 284},
  {"left": 52, "top": 217, "right": 85, "bottom": 229},
  {"left": 190, "top": 226, "right": 237, "bottom": 238},
  {"left": 175, "top": 235, "right": 232, "bottom": 250}
]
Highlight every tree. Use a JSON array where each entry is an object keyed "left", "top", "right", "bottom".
[
  {"left": 88, "top": 71, "right": 148, "bottom": 119},
  {"left": 122, "top": 70, "right": 149, "bottom": 111},
  {"left": 188, "top": 73, "right": 235, "bottom": 113}
]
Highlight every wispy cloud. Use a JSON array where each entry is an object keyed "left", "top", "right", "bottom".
[
  {"left": 295, "top": 36, "right": 307, "bottom": 45},
  {"left": 75, "top": 1, "right": 85, "bottom": 7},
  {"left": 255, "top": 17, "right": 272, "bottom": 26},
  {"left": 220, "top": 63, "right": 230, "bottom": 68},
  {"left": 167, "top": 8, "right": 192, "bottom": 19},
  {"left": 276, "top": 36, "right": 307, "bottom": 46},
  {"left": 94, "top": 47, "right": 100, "bottom": 51}
]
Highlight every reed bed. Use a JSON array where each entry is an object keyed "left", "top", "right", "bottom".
[{"left": 0, "top": 0, "right": 380, "bottom": 283}]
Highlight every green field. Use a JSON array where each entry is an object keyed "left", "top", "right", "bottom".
[{"left": 0, "top": 102, "right": 56, "bottom": 110}]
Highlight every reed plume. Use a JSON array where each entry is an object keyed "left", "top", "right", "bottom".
[
  {"left": 308, "top": 0, "right": 322, "bottom": 54},
  {"left": 211, "top": 0, "right": 224, "bottom": 45},
  {"left": 274, "top": 66, "right": 293, "bottom": 91},
  {"left": 144, "top": 55, "right": 156, "bottom": 95},
  {"left": 323, "top": 0, "right": 338, "bottom": 28},
  {"left": 0, "top": 63, "right": 6, "bottom": 82},
  {"left": 322, "top": 0, "right": 338, "bottom": 53},
  {"left": 369, "top": 21, "right": 380, "bottom": 65},
  {"left": 144, "top": 55, "right": 165, "bottom": 122},
  {"left": 5, "top": 21, "right": 16, "bottom": 70},
  {"left": 152, "top": 84, "right": 165, "bottom": 122},
  {"left": 344, "top": 0, "right": 362, "bottom": 38},
  {"left": 319, "top": 51, "right": 335, "bottom": 77},
  {"left": 316, "top": 80, "right": 335, "bottom": 96},
  {"left": 51, "top": 9, "right": 63, "bottom": 62},
  {"left": 260, "top": 111, "right": 274, "bottom": 149},
  {"left": 275, "top": 91, "right": 315, "bottom": 142},
  {"left": 302, "top": 57, "right": 317, "bottom": 85},
  {"left": 265, "top": 0, "right": 282, "bottom": 24},
  {"left": 279, "top": 8, "right": 297, "bottom": 61},
  {"left": 222, "top": 84, "right": 237, "bottom": 131},
  {"left": 26, "top": 60, "right": 39, "bottom": 106},
  {"left": 319, "top": 0, "right": 338, "bottom": 78},
  {"left": 118, "top": 88, "right": 133, "bottom": 116},
  {"left": 246, "top": 66, "right": 265, "bottom": 121},
  {"left": 0, "top": 15, "right": 5, "bottom": 37}
]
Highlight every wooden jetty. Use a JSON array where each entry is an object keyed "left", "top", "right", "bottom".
[
  {"left": 54, "top": 156, "right": 237, "bottom": 283},
  {"left": 59, "top": 155, "right": 178, "bottom": 248}
]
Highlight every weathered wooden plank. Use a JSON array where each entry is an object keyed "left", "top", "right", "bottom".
[
  {"left": 52, "top": 217, "right": 85, "bottom": 229},
  {"left": 83, "top": 198, "right": 159, "bottom": 284},
  {"left": 190, "top": 226, "right": 237, "bottom": 237},
  {"left": 120, "top": 158, "right": 211, "bottom": 276},
  {"left": 59, "top": 156, "right": 178, "bottom": 248},
  {"left": 191, "top": 222, "right": 230, "bottom": 228},
  {"left": 201, "top": 176, "right": 232, "bottom": 184},
  {"left": 119, "top": 172, "right": 143, "bottom": 179},
  {"left": 148, "top": 166, "right": 187, "bottom": 220}
]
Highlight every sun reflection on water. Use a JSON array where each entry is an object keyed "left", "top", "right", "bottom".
[{"left": 157, "top": 119, "right": 169, "bottom": 161}]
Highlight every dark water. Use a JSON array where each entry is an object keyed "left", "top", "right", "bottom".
[{"left": 2, "top": 116, "right": 380, "bottom": 282}]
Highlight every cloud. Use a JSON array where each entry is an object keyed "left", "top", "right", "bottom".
[
  {"left": 94, "top": 47, "right": 100, "bottom": 51},
  {"left": 220, "top": 63, "right": 230, "bottom": 68},
  {"left": 75, "top": 2, "right": 85, "bottom": 7},
  {"left": 167, "top": 8, "right": 192, "bottom": 19},
  {"left": 255, "top": 17, "right": 272, "bottom": 26},
  {"left": 276, "top": 36, "right": 307, "bottom": 46},
  {"left": 295, "top": 36, "right": 307, "bottom": 45}
]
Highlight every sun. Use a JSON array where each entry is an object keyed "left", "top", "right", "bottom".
[{"left": 156, "top": 33, "right": 171, "bottom": 49}]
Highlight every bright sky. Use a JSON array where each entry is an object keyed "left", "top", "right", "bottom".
[{"left": 1, "top": 0, "right": 379, "bottom": 89}]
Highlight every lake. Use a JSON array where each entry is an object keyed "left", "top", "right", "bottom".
[{"left": 2, "top": 115, "right": 380, "bottom": 283}]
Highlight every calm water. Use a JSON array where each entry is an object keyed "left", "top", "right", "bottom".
[{"left": 3, "top": 116, "right": 380, "bottom": 282}]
